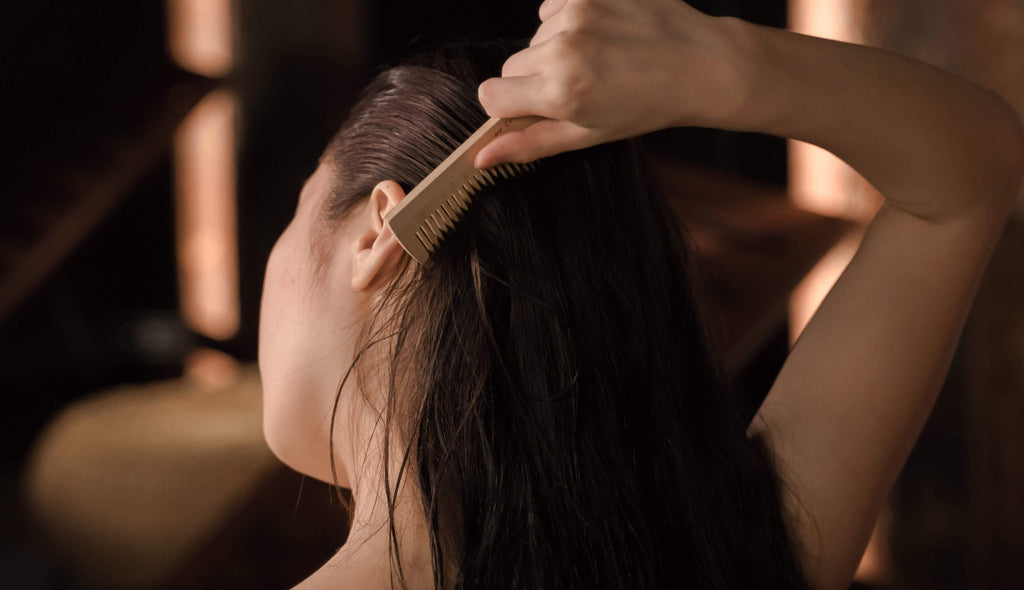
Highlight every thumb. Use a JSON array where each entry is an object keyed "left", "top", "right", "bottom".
[{"left": 474, "top": 119, "right": 595, "bottom": 168}]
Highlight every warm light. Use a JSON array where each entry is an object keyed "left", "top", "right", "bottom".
[
  {"left": 788, "top": 229, "right": 863, "bottom": 337},
  {"left": 174, "top": 89, "right": 239, "bottom": 341},
  {"left": 185, "top": 347, "right": 241, "bottom": 392},
  {"left": 789, "top": 0, "right": 862, "bottom": 46},
  {"left": 854, "top": 503, "right": 896, "bottom": 586},
  {"left": 787, "top": 0, "right": 871, "bottom": 337},
  {"left": 787, "top": 0, "right": 872, "bottom": 222},
  {"left": 167, "top": 0, "right": 233, "bottom": 77},
  {"left": 788, "top": 1, "right": 891, "bottom": 583}
]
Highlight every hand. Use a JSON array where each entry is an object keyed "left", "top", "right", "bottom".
[{"left": 475, "top": 0, "right": 749, "bottom": 168}]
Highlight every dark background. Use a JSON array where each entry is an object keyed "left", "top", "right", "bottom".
[
  {"left": 1, "top": 1, "right": 881, "bottom": 588},
  {"left": 10, "top": 1, "right": 1024, "bottom": 590},
  {"left": 0, "top": 0, "right": 788, "bottom": 459}
]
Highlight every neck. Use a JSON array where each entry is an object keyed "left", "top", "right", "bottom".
[{"left": 302, "top": 413, "right": 437, "bottom": 590}]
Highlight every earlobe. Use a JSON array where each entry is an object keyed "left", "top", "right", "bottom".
[{"left": 351, "top": 180, "right": 407, "bottom": 291}]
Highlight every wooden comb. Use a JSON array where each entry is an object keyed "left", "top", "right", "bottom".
[{"left": 384, "top": 116, "right": 543, "bottom": 265}]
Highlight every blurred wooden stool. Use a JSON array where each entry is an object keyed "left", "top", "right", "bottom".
[{"left": 23, "top": 363, "right": 281, "bottom": 588}]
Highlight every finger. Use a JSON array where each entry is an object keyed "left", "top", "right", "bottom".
[
  {"left": 538, "top": 0, "right": 569, "bottom": 22},
  {"left": 474, "top": 119, "right": 595, "bottom": 167},
  {"left": 530, "top": 3, "right": 577, "bottom": 47},
  {"left": 478, "top": 75, "right": 551, "bottom": 119},
  {"left": 501, "top": 43, "right": 545, "bottom": 78},
  {"left": 529, "top": 16, "right": 559, "bottom": 47}
]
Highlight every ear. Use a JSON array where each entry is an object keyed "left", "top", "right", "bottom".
[{"left": 351, "top": 180, "right": 407, "bottom": 291}]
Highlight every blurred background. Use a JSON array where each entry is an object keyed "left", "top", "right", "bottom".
[{"left": 1, "top": 1, "right": 1021, "bottom": 588}]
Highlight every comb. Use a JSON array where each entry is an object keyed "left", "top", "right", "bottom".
[{"left": 384, "top": 115, "right": 543, "bottom": 265}]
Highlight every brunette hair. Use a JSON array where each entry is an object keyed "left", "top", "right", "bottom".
[{"left": 318, "top": 41, "right": 809, "bottom": 589}]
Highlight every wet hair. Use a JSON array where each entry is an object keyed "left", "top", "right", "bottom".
[{"left": 317, "top": 40, "right": 809, "bottom": 589}]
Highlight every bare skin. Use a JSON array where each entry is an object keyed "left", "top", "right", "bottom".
[
  {"left": 475, "top": 0, "right": 1024, "bottom": 588},
  {"left": 269, "top": 0, "right": 1024, "bottom": 588}
]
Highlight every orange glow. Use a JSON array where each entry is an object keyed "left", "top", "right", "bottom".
[
  {"left": 789, "top": 0, "right": 862, "bottom": 45},
  {"left": 174, "top": 89, "right": 239, "bottom": 341},
  {"left": 787, "top": 0, "right": 871, "bottom": 222},
  {"left": 185, "top": 347, "right": 241, "bottom": 392},
  {"left": 167, "top": 0, "right": 233, "bottom": 77},
  {"left": 787, "top": 0, "right": 870, "bottom": 338},
  {"left": 788, "top": 229, "right": 862, "bottom": 336},
  {"left": 854, "top": 503, "right": 896, "bottom": 586}
]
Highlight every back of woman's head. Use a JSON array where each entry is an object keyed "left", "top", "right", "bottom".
[{"left": 319, "top": 40, "right": 808, "bottom": 590}]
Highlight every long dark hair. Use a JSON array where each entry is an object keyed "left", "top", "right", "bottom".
[{"left": 317, "top": 41, "right": 808, "bottom": 589}]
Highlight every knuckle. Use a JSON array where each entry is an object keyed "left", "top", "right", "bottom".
[
  {"left": 552, "top": 29, "right": 584, "bottom": 55},
  {"left": 562, "top": 1, "right": 598, "bottom": 33},
  {"left": 560, "top": 4, "right": 583, "bottom": 31}
]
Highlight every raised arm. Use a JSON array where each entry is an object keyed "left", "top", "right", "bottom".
[
  {"left": 729, "top": 18, "right": 1023, "bottom": 590},
  {"left": 477, "top": 1, "right": 1024, "bottom": 588}
]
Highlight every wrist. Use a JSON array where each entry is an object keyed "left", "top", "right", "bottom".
[{"left": 704, "top": 15, "right": 782, "bottom": 134}]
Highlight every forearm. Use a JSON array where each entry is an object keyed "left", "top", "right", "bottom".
[
  {"left": 716, "top": 16, "right": 1024, "bottom": 222},
  {"left": 721, "top": 16, "right": 1024, "bottom": 590}
]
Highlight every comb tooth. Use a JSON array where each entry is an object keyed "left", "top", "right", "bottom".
[
  {"left": 449, "top": 192, "right": 464, "bottom": 212},
  {"left": 437, "top": 204, "right": 457, "bottom": 229},
  {"left": 444, "top": 205, "right": 459, "bottom": 227},
  {"left": 430, "top": 211, "right": 451, "bottom": 234},
  {"left": 416, "top": 224, "right": 432, "bottom": 250},
  {"left": 423, "top": 223, "right": 442, "bottom": 248},
  {"left": 448, "top": 194, "right": 467, "bottom": 214},
  {"left": 421, "top": 213, "right": 438, "bottom": 235},
  {"left": 432, "top": 207, "right": 451, "bottom": 228},
  {"left": 456, "top": 193, "right": 471, "bottom": 212},
  {"left": 441, "top": 198, "right": 461, "bottom": 220},
  {"left": 450, "top": 195, "right": 466, "bottom": 214},
  {"left": 446, "top": 194, "right": 464, "bottom": 214},
  {"left": 415, "top": 227, "right": 430, "bottom": 250},
  {"left": 439, "top": 209, "right": 456, "bottom": 232},
  {"left": 463, "top": 181, "right": 477, "bottom": 196},
  {"left": 456, "top": 186, "right": 471, "bottom": 204},
  {"left": 423, "top": 216, "right": 443, "bottom": 243},
  {"left": 427, "top": 223, "right": 444, "bottom": 246},
  {"left": 437, "top": 201, "right": 453, "bottom": 222},
  {"left": 415, "top": 229, "right": 435, "bottom": 253},
  {"left": 480, "top": 168, "right": 495, "bottom": 184}
]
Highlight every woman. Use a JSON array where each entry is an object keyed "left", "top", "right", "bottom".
[{"left": 257, "top": 0, "right": 1024, "bottom": 588}]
